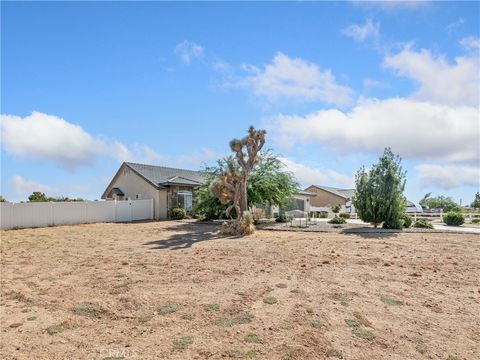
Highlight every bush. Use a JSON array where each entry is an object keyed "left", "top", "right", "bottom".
[
  {"left": 328, "top": 216, "right": 346, "bottom": 224},
  {"left": 331, "top": 204, "right": 341, "bottom": 214},
  {"left": 170, "top": 207, "right": 187, "bottom": 220},
  {"left": 413, "top": 218, "right": 433, "bottom": 229},
  {"left": 472, "top": 218, "right": 480, "bottom": 224},
  {"left": 402, "top": 213, "right": 412, "bottom": 228},
  {"left": 339, "top": 213, "right": 350, "bottom": 219},
  {"left": 319, "top": 211, "right": 328, "bottom": 218},
  {"left": 443, "top": 211, "right": 464, "bottom": 226},
  {"left": 275, "top": 213, "right": 288, "bottom": 223}
]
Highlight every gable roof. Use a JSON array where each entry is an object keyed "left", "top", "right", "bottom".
[
  {"left": 307, "top": 185, "right": 355, "bottom": 199},
  {"left": 125, "top": 162, "right": 205, "bottom": 187}
]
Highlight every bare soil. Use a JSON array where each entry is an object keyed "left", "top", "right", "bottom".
[{"left": 1, "top": 221, "right": 479, "bottom": 360}]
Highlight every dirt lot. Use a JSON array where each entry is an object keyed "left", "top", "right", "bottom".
[{"left": 1, "top": 221, "right": 479, "bottom": 360}]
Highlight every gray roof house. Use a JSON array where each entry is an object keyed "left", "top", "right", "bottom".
[{"left": 102, "top": 162, "right": 205, "bottom": 220}]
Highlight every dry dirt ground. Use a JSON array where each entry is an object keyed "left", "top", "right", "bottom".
[{"left": 1, "top": 221, "right": 479, "bottom": 360}]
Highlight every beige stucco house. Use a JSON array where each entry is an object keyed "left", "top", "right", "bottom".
[
  {"left": 305, "top": 185, "right": 355, "bottom": 213},
  {"left": 102, "top": 162, "right": 204, "bottom": 220}
]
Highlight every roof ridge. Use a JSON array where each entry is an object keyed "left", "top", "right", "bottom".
[{"left": 125, "top": 162, "right": 202, "bottom": 173}]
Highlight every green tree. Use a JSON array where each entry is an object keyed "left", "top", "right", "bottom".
[
  {"left": 352, "top": 148, "right": 407, "bottom": 229},
  {"left": 193, "top": 152, "right": 298, "bottom": 220},
  {"left": 471, "top": 192, "right": 480, "bottom": 209},
  {"left": 28, "top": 192, "right": 49, "bottom": 202},
  {"left": 0, "top": 195, "right": 6, "bottom": 202},
  {"left": 419, "top": 194, "right": 461, "bottom": 212}
]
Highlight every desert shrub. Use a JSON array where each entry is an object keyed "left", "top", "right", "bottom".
[
  {"left": 472, "top": 218, "right": 480, "bottom": 224},
  {"left": 413, "top": 218, "right": 433, "bottom": 229},
  {"left": 331, "top": 204, "right": 341, "bottom": 214},
  {"left": 170, "top": 207, "right": 186, "bottom": 220},
  {"left": 402, "top": 213, "right": 412, "bottom": 228},
  {"left": 275, "top": 213, "right": 288, "bottom": 223},
  {"left": 443, "top": 211, "right": 465, "bottom": 226},
  {"left": 319, "top": 211, "right": 328, "bottom": 218},
  {"left": 221, "top": 211, "right": 255, "bottom": 236},
  {"left": 328, "top": 216, "right": 346, "bottom": 224},
  {"left": 339, "top": 213, "right": 350, "bottom": 219}
]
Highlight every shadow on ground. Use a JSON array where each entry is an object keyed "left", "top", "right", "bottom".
[
  {"left": 341, "top": 227, "right": 401, "bottom": 238},
  {"left": 143, "top": 221, "right": 230, "bottom": 250}
]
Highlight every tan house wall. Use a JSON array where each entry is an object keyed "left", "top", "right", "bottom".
[
  {"left": 306, "top": 186, "right": 347, "bottom": 207},
  {"left": 104, "top": 165, "right": 166, "bottom": 220}
]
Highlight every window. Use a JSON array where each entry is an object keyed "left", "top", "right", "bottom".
[{"left": 177, "top": 191, "right": 193, "bottom": 211}]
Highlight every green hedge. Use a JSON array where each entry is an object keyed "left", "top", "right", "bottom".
[
  {"left": 443, "top": 211, "right": 464, "bottom": 226},
  {"left": 170, "top": 208, "right": 187, "bottom": 220}
]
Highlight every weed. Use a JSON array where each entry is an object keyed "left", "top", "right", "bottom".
[
  {"left": 181, "top": 314, "right": 195, "bottom": 320},
  {"left": 290, "top": 289, "right": 300, "bottom": 294},
  {"left": 158, "top": 304, "right": 179, "bottom": 315},
  {"left": 446, "top": 357, "right": 461, "bottom": 360},
  {"left": 46, "top": 325, "right": 63, "bottom": 335},
  {"left": 325, "top": 348, "right": 343, "bottom": 358},
  {"left": 352, "top": 327, "right": 375, "bottom": 340},
  {"left": 27, "top": 316, "right": 37, "bottom": 321},
  {"left": 73, "top": 303, "right": 108, "bottom": 318},
  {"left": 173, "top": 336, "right": 193, "bottom": 350},
  {"left": 381, "top": 296, "right": 404, "bottom": 306},
  {"left": 279, "top": 321, "right": 293, "bottom": 330},
  {"left": 244, "top": 333, "right": 262, "bottom": 344},
  {"left": 416, "top": 346, "right": 427, "bottom": 355},
  {"left": 311, "top": 319, "right": 324, "bottom": 329},
  {"left": 204, "top": 303, "right": 220, "bottom": 312},
  {"left": 263, "top": 297, "right": 278, "bottom": 305},
  {"left": 137, "top": 314, "right": 153, "bottom": 323},
  {"left": 344, "top": 319, "right": 361, "bottom": 328},
  {"left": 215, "top": 313, "right": 253, "bottom": 327}
]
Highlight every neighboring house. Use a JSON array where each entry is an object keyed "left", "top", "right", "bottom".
[
  {"left": 270, "top": 190, "right": 316, "bottom": 218},
  {"left": 102, "top": 162, "right": 204, "bottom": 220},
  {"left": 305, "top": 185, "right": 355, "bottom": 213}
]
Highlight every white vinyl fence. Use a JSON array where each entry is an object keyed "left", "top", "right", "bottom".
[{"left": 0, "top": 199, "right": 153, "bottom": 230}]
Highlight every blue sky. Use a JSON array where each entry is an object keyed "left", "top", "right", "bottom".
[{"left": 1, "top": 1, "right": 479, "bottom": 204}]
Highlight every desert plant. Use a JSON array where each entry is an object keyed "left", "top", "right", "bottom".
[
  {"left": 353, "top": 148, "right": 406, "bottom": 229},
  {"left": 318, "top": 211, "right": 328, "bottom": 218},
  {"left": 413, "top": 218, "right": 433, "bottom": 229},
  {"left": 339, "top": 213, "right": 350, "bottom": 219},
  {"left": 275, "top": 213, "right": 288, "bottom": 223},
  {"left": 221, "top": 211, "right": 255, "bottom": 236},
  {"left": 170, "top": 207, "right": 187, "bottom": 220},
  {"left": 402, "top": 213, "right": 413, "bottom": 228},
  {"left": 331, "top": 204, "right": 341, "bottom": 214},
  {"left": 443, "top": 211, "right": 465, "bottom": 226},
  {"left": 328, "top": 216, "right": 346, "bottom": 224}
]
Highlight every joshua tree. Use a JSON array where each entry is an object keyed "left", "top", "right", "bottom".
[{"left": 211, "top": 126, "right": 266, "bottom": 219}]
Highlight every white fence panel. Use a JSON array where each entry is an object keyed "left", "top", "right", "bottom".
[
  {"left": 0, "top": 199, "right": 153, "bottom": 230},
  {"left": 115, "top": 201, "right": 132, "bottom": 222},
  {"left": 131, "top": 199, "right": 153, "bottom": 221},
  {"left": 53, "top": 202, "right": 87, "bottom": 225},
  {"left": 86, "top": 201, "right": 115, "bottom": 223},
  {"left": 0, "top": 202, "right": 13, "bottom": 229}
]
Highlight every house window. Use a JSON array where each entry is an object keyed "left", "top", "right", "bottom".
[{"left": 177, "top": 190, "right": 193, "bottom": 211}]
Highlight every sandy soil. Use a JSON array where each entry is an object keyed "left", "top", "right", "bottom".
[{"left": 1, "top": 221, "right": 479, "bottom": 360}]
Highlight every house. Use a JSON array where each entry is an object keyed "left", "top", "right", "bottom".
[
  {"left": 305, "top": 185, "right": 355, "bottom": 213},
  {"left": 102, "top": 162, "right": 204, "bottom": 220},
  {"left": 269, "top": 190, "right": 316, "bottom": 218}
]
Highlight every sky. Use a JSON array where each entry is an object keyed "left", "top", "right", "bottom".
[{"left": 1, "top": 1, "right": 479, "bottom": 204}]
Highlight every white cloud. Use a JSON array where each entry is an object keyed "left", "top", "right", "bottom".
[
  {"left": 383, "top": 46, "right": 480, "bottom": 107},
  {"left": 342, "top": 19, "right": 380, "bottom": 43},
  {"left": 11, "top": 175, "right": 56, "bottom": 197},
  {"left": 416, "top": 164, "right": 480, "bottom": 189},
  {"left": 280, "top": 157, "right": 354, "bottom": 188},
  {"left": 174, "top": 40, "right": 204, "bottom": 64},
  {"left": 268, "top": 98, "right": 479, "bottom": 163},
  {"left": 460, "top": 36, "right": 480, "bottom": 50},
  {"left": 363, "top": 77, "right": 386, "bottom": 89},
  {"left": 351, "top": 1, "right": 429, "bottom": 10},
  {"left": 241, "top": 52, "right": 354, "bottom": 106},
  {"left": 446, "top": 17, "right": 465, "bottom": 34},
  {"left": 1, "top": 112, "right": 105, "bottom": 169}
]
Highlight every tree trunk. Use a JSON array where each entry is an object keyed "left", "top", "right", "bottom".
[{"left": 238, "top": 175, "right": 248, "bottom": 216}]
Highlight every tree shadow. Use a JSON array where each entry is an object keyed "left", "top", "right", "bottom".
[
  {"left": 341, "top": 227, "right": 401, "bottom": 239},
  {"left": 143, "top": 221, "right": 232, "bottom": 250}
]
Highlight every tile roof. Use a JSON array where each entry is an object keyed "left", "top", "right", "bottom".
[{"left": 125, "top": 162, "right": 205, "bottom": 187}]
